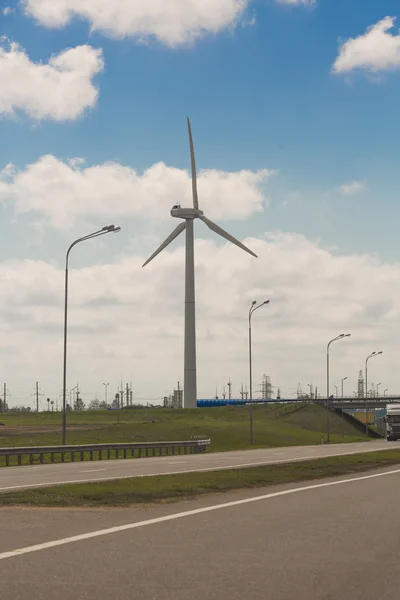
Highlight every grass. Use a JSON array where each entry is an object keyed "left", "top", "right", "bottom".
[
  {"left": 1, "top": 449, "right": 399, "bottom": 507},
  {"left": 0, "top": 404, "right": 367, "bottom": 461}
]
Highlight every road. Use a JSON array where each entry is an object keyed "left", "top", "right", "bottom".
[
  {"left": 0, "top": 439, "right": 393, "bottom": 492},
  {"left": 1, "top": 466, "right": 400, "bottom": 599}
]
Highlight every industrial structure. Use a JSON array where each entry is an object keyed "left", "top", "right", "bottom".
[
  {"left": 261, "top": 375, "right": 273, "bottom": 400},
  {"left": 163, "top": 382, "right": 183, "bottom": 409},
  {"left": 357, "top": 370, "right": 364, "bottom": 398}
]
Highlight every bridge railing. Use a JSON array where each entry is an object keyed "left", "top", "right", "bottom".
[{"left": 0, "top": 439, "right": 210, "bottom": 468}]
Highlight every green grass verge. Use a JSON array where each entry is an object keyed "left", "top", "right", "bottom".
[
  {"left": 0, "top": 404, "right": 367, "bottom": 459},
  {"left": 2, "top": 450, "right": 399, "bottom": 507}
]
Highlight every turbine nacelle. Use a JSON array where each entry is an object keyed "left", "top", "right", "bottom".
[
  {"left": 171, "top": 204, "right": 204, "bottom": 220},
  {"left": 143, "top": 119, "right": 258, "bottom": 269}
]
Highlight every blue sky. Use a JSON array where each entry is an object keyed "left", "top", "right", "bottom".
[
  {"left": 1, "top": 0, "right": 400, "bottom": 405},
  {"left": 2, "top": 0, "right": 400, "bottom": 262}
]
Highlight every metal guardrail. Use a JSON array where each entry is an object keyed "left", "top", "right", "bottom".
[{"left": 0, "top": 439, "right": 210, "bottom": 467}]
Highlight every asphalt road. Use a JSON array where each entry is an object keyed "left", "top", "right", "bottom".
[
  {"left": 0, "top": 439, "right": 393, "bottom": 492},
  {"left": 1, "top": 466, "right": 400, "bottom": 599}
]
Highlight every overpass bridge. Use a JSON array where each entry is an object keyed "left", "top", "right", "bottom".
[
  {"left": 318, "top": 397, "right": 400, "bottom": 410},
  {"left": 197, "top": 397, "right": 400, "bottom": 410}
]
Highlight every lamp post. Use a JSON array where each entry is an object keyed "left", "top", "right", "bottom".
[
  {"left": 341, "top": 376, "right": 347, "bottom": 438},
  {"left": 384, "top": 388, "right": 388, "bottom": 397},
  {"left": 248, "top": 300, "right": 270, "bottom": 445},
  {"left": 334, "top": 385, "right": 338, "bottom": 398},
  {"left": 376, "top": 382, "right": 381, "bottom": 398},
  {"left": 341, "top": 376, "right": 347, "bottom": 414},
  {"left": 69, "top": 385, "right": 78, "bottom": 408},
  {"left": 62, "top": 225, "right": 121, "bottom": 445},
  {"left": 365, "top": 351, "right": 382, "bottom": 438},
  {"left": 326, "top": 334, "right": 351, "bottom": 443},
  {"left": 103, "top": 382, "right": 109, "bottom": 406}
]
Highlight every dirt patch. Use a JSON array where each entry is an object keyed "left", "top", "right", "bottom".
[{"left": 0, "top": 424, "right": 106, "bottom": 435}]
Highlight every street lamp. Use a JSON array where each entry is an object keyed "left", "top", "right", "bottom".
[
  {"left": 341, "top": 376, "right": 347, "bottom": 438},
  {"left": 376, "top": 382, "right": 381, "bottom": 398},
  {"left": 103, "top": 382, "right": 110, "bottom": 406},
  {"left": 341, "top": 377, "right": 347, "bottom": 402},
  {"left": 326, "top": 334, "right": 351, "bottom": 443},
  {"left": 384, "top": 388, "right": 388, "bottom": 397},
  {"left": 308, "top": 383, "right": 313, "bottom": 399},
  {"left": 341, "top": 375, "right": 347, "bottom": 412},
  {"left": 69, "top": 385, "right": 78, "bottom": 408},
  {"left": 62, "top": 225, "right": 121, "bottom": 445},
  {"left": 334, "top": 385, "right": 339, "bottom": 398},
  {"left": 248, "top": 300, "right": 270, "bottom": 445},
  {"left": 365, "top": 351, "right": 383, "bottom": 438}
]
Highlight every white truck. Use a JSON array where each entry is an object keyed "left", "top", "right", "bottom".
[{"left": 385, "top": 404, "right": 400, "bottom": 441}]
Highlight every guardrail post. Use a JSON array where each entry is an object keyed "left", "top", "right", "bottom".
[{"left": 18, "top": 454, "right": 22, "bottom": 466}]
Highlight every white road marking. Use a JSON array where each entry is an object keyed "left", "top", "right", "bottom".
[
  {"left": 168, "top": 461, "right": 187, "bottom": 465},
  {"left": 217, "top": 455, "right": 248, "bottom": 460},
  {"left": 0, "top": 457, "right": 310, "bottom": 491},
  {"left": 1, "top": 467, "right": 400, "bottom": 562},
  {"left": 79, "top": 469, "right": 105, "bottom": 474},
  {"left": 0, "top": 446, "right": 395, "bottom": 492}
]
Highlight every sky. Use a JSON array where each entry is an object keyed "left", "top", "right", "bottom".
[{"left": 1, "top": 0, "right": 400, "bottom": 408}]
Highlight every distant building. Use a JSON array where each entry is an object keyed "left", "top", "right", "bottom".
[
  {"left": 164, "top": 384, "right": 183, "bottom": 408},
  {"left": 173, "top": 387, "right": 183, "bottom": 409}
]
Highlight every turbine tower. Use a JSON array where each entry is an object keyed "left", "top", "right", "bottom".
[{"left": 143, "top": 118, "right": 257, "bottom": 408}]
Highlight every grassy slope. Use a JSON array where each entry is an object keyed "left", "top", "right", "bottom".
[
  {"left": 2, "top": 450, "right": 399, "bottom": 507},
  {"left": 0, "top": 404, "right": 366, "bottom": 454}
]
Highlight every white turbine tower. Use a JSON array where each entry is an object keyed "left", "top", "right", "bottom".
[{"left": 143, "top": 118, "right": 258, "bottom": 408}]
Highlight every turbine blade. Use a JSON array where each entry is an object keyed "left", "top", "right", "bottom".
[
  {"left": 142, "top": 222, "right": 186, "bottom": 267},
  {"left": 187, "top": 117, "right": 199, "bottom": 210},
  {"left": 200, "top": 215, "right": 258, "bottom": 258}
]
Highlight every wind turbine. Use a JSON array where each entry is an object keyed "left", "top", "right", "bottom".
[{"left": 143, "top": 118, "right": 258, "bottom": 408}]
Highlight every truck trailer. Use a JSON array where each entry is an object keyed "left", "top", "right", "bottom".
[{"left": 385, "top": 404, "right": 400, "bottom": 441}]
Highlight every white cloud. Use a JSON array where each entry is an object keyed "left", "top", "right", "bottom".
[
  {"left": 339, "top": 181, "right": 367, "bottom": 195},
  {"left": 22, "top": 0, "right": 250, "bottom": 47},
  {"left": 3, "top": 7, "right": 15, "bottom": 15},
  {"left": 1, "top": 232, "right": 400, "bottom": 407},
  {"left": 0, "top": 40, "right": 103, "bottom": 121},
  {"left": 0, "top": 155, "right": 274, "bottom": 229},
  {"left": 333, "top": 16, "right": 400, "bottom": 74}
]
